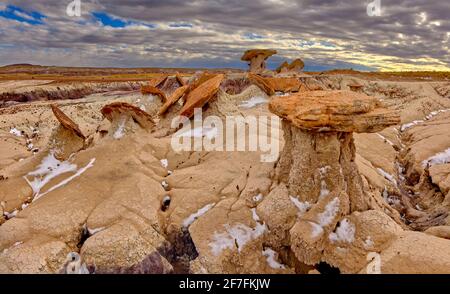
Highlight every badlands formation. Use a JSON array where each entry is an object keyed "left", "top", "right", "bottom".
[{"left": 1, "top": 54, "right": 450, "bottom": 274}]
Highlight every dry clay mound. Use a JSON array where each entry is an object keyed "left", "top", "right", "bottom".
[{"left": 1, "top": 74, "right": 450, "bottom": 273}]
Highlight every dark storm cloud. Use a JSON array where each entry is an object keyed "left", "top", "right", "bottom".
[{"left": 0, "top": 0, "right": 448, "bottom": 70}]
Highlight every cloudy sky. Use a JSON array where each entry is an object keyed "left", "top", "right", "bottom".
[{"left": 0, "top": 0, "right": 449, "bottom": 71}]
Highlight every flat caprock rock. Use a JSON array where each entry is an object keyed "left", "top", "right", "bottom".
[
  {"left": 180, "top": 74, "right": 224, "bottom": 118},
  {"left": 51, "top": 104, "right": 85, "bottom": 139},
  {"left": 158, "top": 85, "right": 189, "bottom": 115},
  {"left": 269, "top": 90, "right": 400, "bottom": 133},
  {"left": 101, "top": 102, "right": 155, "bottom": 129}
]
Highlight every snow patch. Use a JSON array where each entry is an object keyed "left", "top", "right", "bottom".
[
  {"left": 160, "top": 159, "right": 169, "bottom": 168},
  {"left": 289, "top": 196, "right": 311, "bottom": 216},
  {"left": 24, "top": 152, "right": 95, "bottom": 202},
  {"left": 377, "top": 133, "right": 394, "bottom": 146},
  {"left": 182, "top": 203, "right": 215, "bottom": 228},
  {"left": 262, "top": 248, "right": 285, "bottom": 269},
  {"left": 309, "top": 197, "right": 340, "bottom": 238},
  {"left": 239, "top": 96, "right": 268, "bottom": 109},
  {"left": 400, "top": 120, "right": 424, "bottom": 132},
  {"left": 209, "top": 209, "right": 266, "bottom": 256},
  {"left": 329, "top": 218, "right": 355, "bottom": 243},
  {"left": 252, "top": 193, "right": 263, "bottom": 202},
  {"left": 9, "top": 128, "right": 22, "bottom": 137},
  {"left": 422, "top": 148, "right": 450, "bottom": 168},
  {"left": 113, "top": 117, "right": 126, "bottom": 139},
  {"left": 87, "top": 227, "right": 105, "bottom": 236},
  {"left": 364, "top": 236, "right": 374, "bottom": 249},
  {"left": 377, "top": 168, "right": 397, "bottom": 186}
]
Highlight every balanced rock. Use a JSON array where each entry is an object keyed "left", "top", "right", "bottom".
[
  {"left": 50, "top": 104, "right": 86, "bottom": 160},
  {"left": 180, "top": 74, "right": 224, "bottom": 118},
  {"left": 101, "top": 102, "right": 155, "bottom": 134},
  {"left": 241, "top": 49, "right": 277, "bottom": 74}
]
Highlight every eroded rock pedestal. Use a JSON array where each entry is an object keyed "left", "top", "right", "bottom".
[{"left": 270, "top": 90, "right": 408, "bottom": 271}]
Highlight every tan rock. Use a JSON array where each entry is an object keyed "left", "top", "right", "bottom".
[
  {"left": 425, "top": 226, "right": 450, "bottom": 239},
  {"left": 248, "top": 73, "right": 275, "bottom": 96},
  {"left": 265, "top": 77, "right": 303, "bottom": 92},
  {"left": 50, "top": 104, "right": 86, "bottom": 160},
  {"left": 141, "top": 85, "right": 167, "bottom": 102},
  {"left": 101, "top": 102, "right": 155, "bottom": 130},
  {"left": 176, "top": 74, "right": 187, "bottom": 86},
  {"left": 241, "top": 49, "right": 277, "bottom": 74},
  {"left": 288, "top": 59, "right": 305, "bottom": 72},
  {"left": 276, "top": 61, "right": 290, "bottom": 73},
  {"left": 180, "top": 74, "right": 224, "bottom": 118},
  {"left": 148, "top": 75, "right": 168, "bottom": 88},
  {"left": 51, "top": 104, "right": 85, "bottom": 140},
  {"left": 269, "top": 90, "right": 400, "bottom": 133},
  {"left": 158, "top": 85, "right": 189, "bottom": 116}
]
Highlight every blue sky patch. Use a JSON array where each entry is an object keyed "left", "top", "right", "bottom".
[
  {"left": 0, "top": 5, "right": 46, "bottom": 25},
  {"left": 92, "top": 11, "right": 155, "bottom": 29}
]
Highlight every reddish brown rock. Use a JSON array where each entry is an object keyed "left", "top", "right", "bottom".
[
  {"left": 241, "top": 49, "right": 277, "bottom": 74},
  {"left": 176, "top": 74, "right": 187, "bottom": 86},
  {"left": 288, "top": 59, "right": 305, "bottom": 72},
  {"left": 101, "top": 102, "right": 155, "bottom": 129},
  {"left": 269, "top": 90, "right": 400, "bottom": 133},
  {"left": 148, "top": 75, "right": 168, "bottom": 88},
  {"left": 141, "top": 85, "right": 167, "bottom": 102},
  {"left": 51, "top": 104, "right": 85, "bottom": 139},
  {"left": 276, "top": 61, "right": 290, "bottom": 74},
  {"left": 180, "top": 74, "right": 224, "bottom": 118},
  {"left": 248, "top": 73, "right": 275, "bottom": 96},
  {"left": 265, "top": 78, "right": 303, "bottom": 93},
  {"left": 158, "top": 85, "right": 189, "bottom": 115}
]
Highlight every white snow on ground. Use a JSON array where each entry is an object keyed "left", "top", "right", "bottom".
[
  {"left": 87, "top": 227, "right": 105, "bottom": 236},
  {"left": 364, "top": 236, "right": 374, "bottom": 249},
  {"left": 182, "top": 203, "right": 215, "bottom": 228},
  {"left": 161, "top": 180, "right": 169, "bottom": 190},
  {"left": 400, "top": 120, "right": 424, "bottom": 132},
  {"left": 329, "top": 218, "right": 356, "bottom": 243},
  {"left": 289, "top": 196, "right": 311, "bottom": 216},
  {"left": 262, "top": 248, "right": 286, "bottom": 269},
  {"left": 253, "top": 193, "right": 263, "bottom": 202},
  {"left": 139, "top": 105, "right": 146, "bottom": 111},
  {"left": 113, "top": 117, "right": 126, "bottom": 139},
  {"left": 239, "top": 96, "right": 268, "bottom": 109},
  {"left": 401, "top": 109, "right": 450, "bottom": 132},
  {"left": 4, "top": 209, "right": 18, "bottom": 219},
  {"left": 24, "top": 153, "right": 95, "bottom": 202},
  {"left": 377, "top": 133, "right": 394, "bottom": 146},
  {"left": 310, "top": 197, "right": 340, "bottom": 238},
  {"left": 309, "top": 221, "right": 324, "bottom": 238},
  {"left": 377, "top": 168, "right": 398, "bottom": 186},
  {"left": 160, "top": 159, "right": 169, "bottom": 168},
  {"left": 9, "top": 128, "right": 22, "bottom": 137},
  {"left": 422, "top": 148, "right": 450, "bottom": 168},
  {"left": 209, "top": 209, "right": 267, "bottom": 256}
]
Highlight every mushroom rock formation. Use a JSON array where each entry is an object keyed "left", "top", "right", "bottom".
[
  {"left": 241, "top": 49, "right": 277, "bottom": 74},
  {"left": 269, "top": 90, "right": 401, "bottom": 270},
  {"left": 276, "top": 61, "right": 290, "bottom": 74},
  {"left": 180, "top": 74, "right": 224, "bottom": 119},
  {"left": 248, "top": 73, "right": 275, "bottom": 96},
  {"left": 101, "top": 102, "right": 155, "bottom": 138},
  {"left": 158, "top": 85, "right": 189, "bottom": 116},
  {"left": 50, "top": 104, "right": 86, "bottom": 160},
  {"left": 141, "top": 85, "right": 167, "bottom": 102},
  {"left": 288, "top": 59, "right": 305, "bottom": 72}
]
